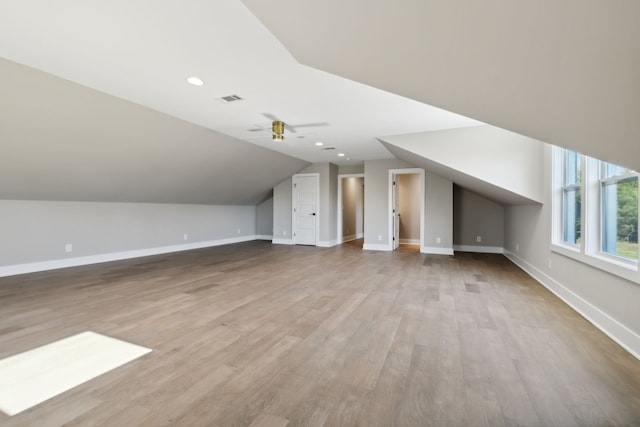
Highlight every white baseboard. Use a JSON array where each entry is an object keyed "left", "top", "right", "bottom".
[
  {"left": 272, "top": 238, "right": 294, "bottom": 245},
  {"left": 256, "top": 234, "right": 273, "bottom": 241},
  {"left": 400, "top": 239, "right": 420, "bottom": 245},
  {"left": 421, "top": 246, "right": 454, "bottom": 255},
  {"left": 317, "top": 240, "right": 338, "bottom": 248},
  {"left": 0, "top": 235, "right": 258, "bottom": 278},
  {"left": 453, "top": 245, "right": 504, "bottom": 254},
  {"left": 504, "top": 250, "right": 640, "bottom": 361},
  {"left": 341, "top": 233, "right": 364, "bottom": 244},
  {"left": 363, "top": 243, "right": 391, "bottom": 251}
]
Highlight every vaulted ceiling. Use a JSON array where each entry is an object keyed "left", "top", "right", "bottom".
[
  {"left": 243, "top": 0, "right": 640, "bottom": 172},
  {"left": 1, "top": 1, "right": 637, "bottom": 205}
]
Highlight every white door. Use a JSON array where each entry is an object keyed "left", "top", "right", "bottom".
[
  {"left": 294, "top": 175, "right": 317, "bottom": 245},
  {"left": 392, "top": 175, "right": 400, "bottom": 250}
]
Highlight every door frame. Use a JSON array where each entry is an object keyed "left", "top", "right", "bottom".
[
  {"left": 388, "top": 168, "right": 425, "bottom": 251},
  {"left": 337, "top": 173, "right": 365, "bottom": 244},
  {"left": 292, "top": 173, "right": 320, "bottom": 246}
]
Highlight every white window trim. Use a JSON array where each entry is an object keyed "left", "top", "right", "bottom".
[{"left": 551, "top": 146, "right": 640, "bottom": 284}]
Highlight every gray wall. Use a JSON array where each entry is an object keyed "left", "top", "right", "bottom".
[
  {"left": 342, "top": 177, "right": 364, "bottom": 240},
  {"left": 256, "top": 197, "right": 274, "bottom": 238},
  {"left": 504, "top": 144, "right": 640, "bottom": 357},
  {"left": 364, "top": 159, "right": 454, "bottom": 253},
  {"left": 283, "top": 162, "right": 338, "bottom": 245},
  {"left": 364, "top": 159, "right": 414, "bottom": 247},
  {"left": 272, "top": 177, "right": 293, "bottom": 241},
  {"left": 398, "top": 173, "right": 420, "bottom": 243},
  {"left": 453, "top": 185, "right": 504, "bottom": 249},
  {"left": 0, "top": 200, "right": 256, "bottom": 274},
  {"left": 424, "top": 171, "right": 454, "bottom": 252},
  {"left": 328, "top": 163, "right": 338, "bottom": 244},
  {"left": 338, "top": 164, "right": 365, "bottom": 175}
]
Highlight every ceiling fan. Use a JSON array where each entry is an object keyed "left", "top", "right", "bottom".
[{"left": 248, "top": 113, "right": 329, "bottom": 142}]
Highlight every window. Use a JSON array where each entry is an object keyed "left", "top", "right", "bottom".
[
  {"left": 562, "top": 150, "right": 581, "bottom": 245},
  {"left": 552, "top": 146, "right": 640, "bottom": 281},
  {"left": 600, "top": 162, "right": 638, "bottom": 260}
]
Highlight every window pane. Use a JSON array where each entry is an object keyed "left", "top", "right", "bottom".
[
  {"left": 563, "top": 188, "right": 581, "bottom": 244},
  {"left": 602, "top": 162, "right": 633, "bottom": 179},
  {"left": 602, "top": 178, "right": 638, "bottom": 259},
  {"left": 564, "top": 151, "right": 582, "bottom": 185}
]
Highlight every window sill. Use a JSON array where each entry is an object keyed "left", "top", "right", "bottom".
[{"left": 551, "top": 243, "right": 639, "bottom": 284}]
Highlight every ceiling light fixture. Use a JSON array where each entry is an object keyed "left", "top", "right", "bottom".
[
  {"left": 186, "top": 76, "right": 204, "bottom": 86},
  {"left": 315, "top": 142, "right": 324, "bottom": 146},
  {"left": 338, "top": 153, "right": 345, "bottom": 157},
  {"left": 272, "top": 121, "right": 284, "bottom": 141}
]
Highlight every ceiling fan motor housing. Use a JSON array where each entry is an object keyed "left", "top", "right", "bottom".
[{"left": 272, "top": 121, "right": 284, "bottom": 141}]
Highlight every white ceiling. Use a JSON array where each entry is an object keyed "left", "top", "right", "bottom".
[
  {"left": 242, "top": 0, "right": 640, "bottom": 172},
  {"left": 5, "top": 1, "right": 635, "bottom": 206},
  {"left": 0, "top": 58, "right": 309, "bottom": 205},
  {"left": 0, "top": 0, "right": 481, "bottom": 167}
]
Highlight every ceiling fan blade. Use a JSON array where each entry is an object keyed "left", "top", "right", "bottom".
[
  {"left": 288, "top": 122, "right": 330, "bottom": 130},
  {"left": 283, "top": 123, "right": 297, "bottom": 133},
  {"left": 262, "top": 113, "right": 280, "bottom": 122}
]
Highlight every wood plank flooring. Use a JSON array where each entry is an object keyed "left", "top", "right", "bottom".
[{"left": 1, "top": 240, "right": 640, "bottom": 426}]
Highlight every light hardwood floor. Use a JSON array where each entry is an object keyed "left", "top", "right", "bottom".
[{"left": 1, "top": 240, "right": 640, "bottom": 426}]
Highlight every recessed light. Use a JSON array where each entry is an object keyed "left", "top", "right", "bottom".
[
  {"left": 338, "top": 153, "right": 345, "bottom": 157},
  {"left": 186, "top": 76, "right": 204, "bottom": 86},
  {"left": 315, "top": 142, "right": 324, "bottom": 146}
]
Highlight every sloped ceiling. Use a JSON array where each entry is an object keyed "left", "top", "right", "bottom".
[
  {"left": 380, "top": 126, "right": 545, "bottom": 205},
  {"left": 0, "top": 0, "right": 480, "bottom": 169},
  {"left": 0, "top": 58, "right": 309, "bottom": 205},
  {"left": 0, "top": 0, "right": 492, "bottom": 206},
  {"left": 5, "top": 1, "right": 635, "bottom": 207},
  {"left": 242, "top": 0, "right": 640, "bottom": 172}
]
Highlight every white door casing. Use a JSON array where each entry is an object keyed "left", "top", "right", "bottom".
[
  {"left": 337, "top": 173, "right": 365, "bottom": 244},
  {"left": 392, "top": 175, "right": 400, "bottom": 250},
  {"left": 292, "top": 174, "right": 319, "bottom": 246},
  {"left": 388, "top": 168, "right": 425, "bottom": 252}
]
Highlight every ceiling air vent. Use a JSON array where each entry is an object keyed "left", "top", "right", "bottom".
[
  {"left": 218, "top": 94, "right": 243, "bottom": 103},
  {"left": 323, "top": 147, "right": 336, "bottom": 150}
]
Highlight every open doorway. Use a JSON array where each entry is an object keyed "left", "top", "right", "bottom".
[
  {"left": 389, "top": 169, "right": 424, "bottom": 251},
  {"left": 337, "top": 174, "right": 364, "bottom": 247}
]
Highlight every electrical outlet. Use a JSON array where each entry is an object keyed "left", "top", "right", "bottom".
[
  {"left": 183, "top": 234, "right": 188, "bottom": 240},
  {"left": 378, "top": 234, "right": 382, "bottom": 241},
  {"left": 476, "top": 235, "right": 482, "bottom": 243},
  {"left": 237, "top": 228, "right": 241, "bottom": 234},
  {"left": 65, "top": 244, "right": 72, "bottom": 253},
  {"left": 516, "top": 243, "right": 519, "bottom": 251},
  {"left": 283, "top": 230, "right": 287, "bottom": 236},
  {"left": 436, "top": 237, "right": 441, "bottom": 244}
]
